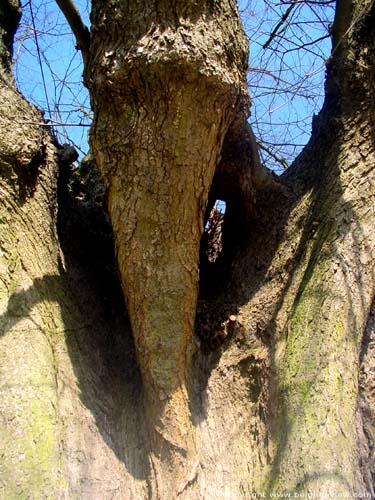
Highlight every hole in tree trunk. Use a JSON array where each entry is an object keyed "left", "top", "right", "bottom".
[
  {"left": 204, "top": 199, "right": 226, "bottom": 263},
  {"left": 199, "top": 199, "right": 229, "bottom": 300}
]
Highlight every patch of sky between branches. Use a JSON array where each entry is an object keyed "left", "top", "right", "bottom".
[
  {"left": 14, "top": 0, "right": 91, "bottom": 158},
  {"left": 238, "top": 0, "right": 335, "bottom": 173},
  {"left": 14, "top": 0, "right": 334, "bottom": 172}
]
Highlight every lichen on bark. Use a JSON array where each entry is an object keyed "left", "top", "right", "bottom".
[{"left": 2, "top": 0, "right": 375, "bottom": 497}]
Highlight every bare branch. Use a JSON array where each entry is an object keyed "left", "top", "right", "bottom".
[
  {"left": 262, "top": 0, "right": 300, "bottom": 49},
  {"left": 256, "top": 138, "right": 290, "bottom": 170},
  {"left": 54, "top": 0, "right": 89, "bottom": 65},
  {"left": 331, "top": 0, "right": 353, "bottom": 52},
  {"left": 15, "top": 120, "right": 91, "bottom": 127}
]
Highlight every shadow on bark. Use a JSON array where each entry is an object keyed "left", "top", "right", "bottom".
[
  {"left": 191, "top": 74, "right": 375, "bottom": 490},
  {"left": 1, "top": 101, "right": 374, "bottom": 494},
  {"left": 0, "top": 169, "right": 153, "bottom": 488},
  {"left": 229, "top": 96, "right": 374, "bottom": 489}
]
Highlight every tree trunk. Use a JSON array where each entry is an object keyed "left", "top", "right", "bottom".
[
  {"left": 1, "top": 3, "right": 147, "bottom": 498},
  {"left": 1, "top": 0, "right": 375, "bottom": 498},
  {"left": 0, "top": 2, "right": 64, "bottom": 496},
  {"left": 87, "top": 1, "right": 251, "bottom": 496}
]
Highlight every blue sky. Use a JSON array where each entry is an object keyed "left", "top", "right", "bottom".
[
  {"left": 14, "top": 0, "right": 335, "bottom": 171},
  {"left": 14, "top": 0, "right": 90, "bottom": 155},
  {"left": 238, "top": 0, "right": 335, "bottom": 170}
]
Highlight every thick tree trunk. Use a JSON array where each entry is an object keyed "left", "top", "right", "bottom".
[
  {"left": 268, "top": 1, "right": 375, "bottom": 493},
  {"left": 1, "top": 0, "right": 375, "bottom": 498},
  {"left": 87, "top": 1, "right": 251, "bottom": 495},
  {"left": 1, "top": 3, "right": 147, "bottom": 499},
  {"left": 0, "top": 2, "right": 63, "bottom": 496}
]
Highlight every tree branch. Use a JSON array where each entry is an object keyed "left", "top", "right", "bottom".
[
  {"left": 262, "top": 0, "right": 299, "bottom": 50},
  {"left": 331, "top": 0, "right": 353, "bottom": 52},
  {"left": 256, "top": 139, "right": 289, "bottom": 170},
  {"left": 54, "top": 0, "right": 89, "bottom": 65}
]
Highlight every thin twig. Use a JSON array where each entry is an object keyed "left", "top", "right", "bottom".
[
  {"left": 17, "top": 121, "right": 91, "bottom": 127},
  {"left": 256, "top": 139, "right": 290, "bottom": 170},
  {"left": 263, "top": 0, "right": 301, "bottom": 49},
  {"left": 29, "top": 1, "right": 53, "bottom": 124}
]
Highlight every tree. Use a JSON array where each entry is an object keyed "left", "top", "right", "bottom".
[{"left": 1, "top": 0, "right": 374, "bottom": 498}]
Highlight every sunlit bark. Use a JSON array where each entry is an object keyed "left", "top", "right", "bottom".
[{"left": 1, "top": 0, "right": 375, "bottom": 498}]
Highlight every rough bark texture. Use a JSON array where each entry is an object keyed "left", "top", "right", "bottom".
[
  {"left": 87, "top": 1, "right": 252, "bottom": 495},
  {"left": 0, "top": 3, "right": 63, "bottom": 495},
  {"left": 1, "top": 3, "right": 146, "bottom": 499},
  {"left": 222, "top": 0, "right": 375, "bottom": 493},
  {"left": 269, "top": 1, "right": 375, "bottom": 493},
  {"left": 1, "top": 0, "right": 375, "bottom": 498}
]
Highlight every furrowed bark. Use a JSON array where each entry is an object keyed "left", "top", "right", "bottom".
[
  {"left": 0, "top": 2, "right": 63, "bottom": 495},
  {"left": 87, "top": 1, "right": 249, "bottom": 495},
  {"left": 266, "top": 0, "right": 375, "bottom": 494},
  {"left": 1, "top": 5, "right": 147, "bottom": 498},
  {"left": 3, "top": 0, "right": 375, "bottom": 497}
]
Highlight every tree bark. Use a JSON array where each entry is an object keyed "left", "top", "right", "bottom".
[
  {"left": 1, "top": 0, "right": 375, "bottom": 498},
  {"left": 0, "top": 3, "right": 66, "bottom": 495},
  {"left": 268, "top": 1, "right": 375, "bottom": 493},
  {"left": 87, "top": 1, "right": 251, "bottom": 495},
  {"left": 1, "top": 3, "right": 146, "bottom": 499}
]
